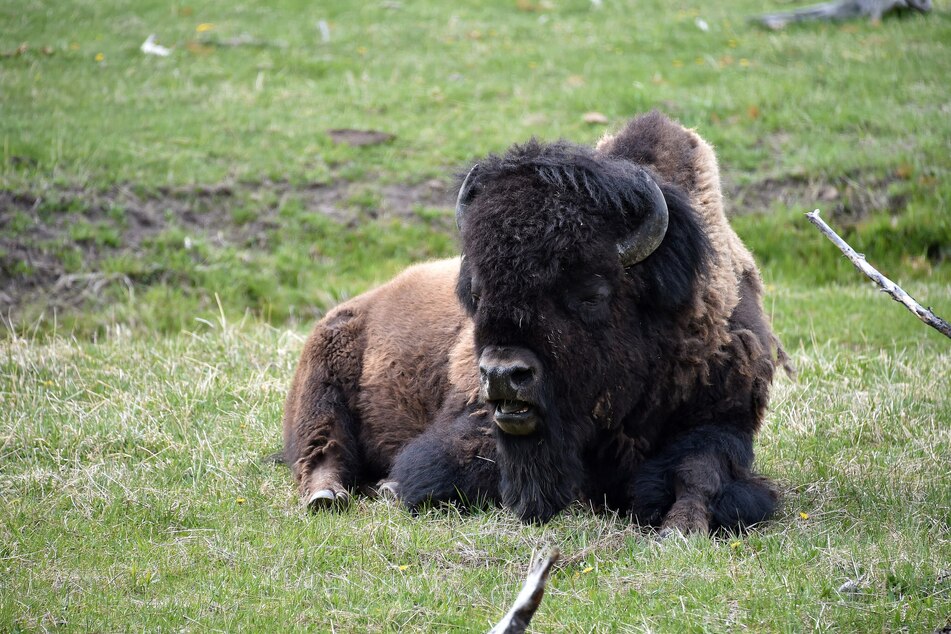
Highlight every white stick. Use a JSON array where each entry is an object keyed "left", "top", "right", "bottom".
[
  {"left": 805, "top": 209, "right": 950, "bottom": 339},
  {"left": 489, "top": 549, "right": 560, "bottom": 634}
]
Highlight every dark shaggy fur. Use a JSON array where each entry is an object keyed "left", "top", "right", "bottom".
[{"left": 282, "top": 111, "right": 786, "bottom": 532}]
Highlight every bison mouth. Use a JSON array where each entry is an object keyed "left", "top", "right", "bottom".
[{"left": 491, "top": 399, "right": 539, "bottom": 435}]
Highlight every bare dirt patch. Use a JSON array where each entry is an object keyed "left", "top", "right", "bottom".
[
  {"left": 725, "top": 171, "right": 908, "bottom": 221},
  {"left": 0, "top": 179, "right": 454, "bottom": 313},
  {"left": 0, "top": 171, "right": 907, "bottom": 316},
  {"left": 326, "top": 129, "right": 397, "bottom": 147}
]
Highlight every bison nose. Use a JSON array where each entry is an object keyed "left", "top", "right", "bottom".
[{"left": 478, "top": 346, "right": 540, "bottom": 400}]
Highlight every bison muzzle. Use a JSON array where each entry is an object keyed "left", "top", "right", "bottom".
[
  {"left": 281, "top": 111, "right": 789, "bottom": 532},
  {"left": 479, "top": 345, "right": 544, "bottom": 436}
]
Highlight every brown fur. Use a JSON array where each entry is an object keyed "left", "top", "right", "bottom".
[
  {"left": 283, "top": 258, "right": 470, "bottom": 499},
  {"left": 599, "top": 111, "right": 790, "bottom": 384}
]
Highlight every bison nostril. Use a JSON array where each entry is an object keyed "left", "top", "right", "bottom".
[
  {"left": 479, "top": 347, "right": 542, "bottom": 398},
  {"left": 479, "top": 363, "right": 536, "bottom": 396},
  {"left": 510, "top": 367, "right": 534, "bottom": 388}
]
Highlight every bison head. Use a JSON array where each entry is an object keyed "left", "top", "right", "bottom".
[{"left": 454, "top": 140, "right": 710, "bottom": 522}]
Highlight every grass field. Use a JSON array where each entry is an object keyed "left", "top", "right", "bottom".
[{"left": 1, "top": 0, "right": 949, "bottom": 631}]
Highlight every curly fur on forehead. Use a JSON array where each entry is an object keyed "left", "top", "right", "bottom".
[
  {"left": 459, "top": 139, "right": 663, "bottom": 238},
  {"left": 456, "top": 136, "right": 713, "bottom": 323}
]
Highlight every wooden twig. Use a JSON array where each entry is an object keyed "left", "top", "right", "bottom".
[
  {"left": 805, "top": 209, "right": 951, "bottom": 339},
  {"left": 754, "top": 0, "right": 931, "bottom": 29},
  {"left": 489, "top": 548, "right": 560, "bottom": 634}
]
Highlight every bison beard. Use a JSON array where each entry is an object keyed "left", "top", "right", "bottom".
[
  {"left": 281, "top": 111, "right": 788, "bottom": 532},
  {"left": 494, "top": 405, "right": 584, "bottom": 524},
  {"left": 387, "top": 379, "right": 586, "bottom": 523}
]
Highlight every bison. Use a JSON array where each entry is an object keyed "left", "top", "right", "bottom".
[{"left": 282, "top": 111, "right": 789, "bottom": 532}]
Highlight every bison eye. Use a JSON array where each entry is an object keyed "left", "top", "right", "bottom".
[
  {"left": 469, "top": 276, "right": 483, "bottom": 309},
  {"left": 569, "top": 280, "right": 611, "bottom": 319},
  {"left": 582, "top": 287, "right": 611, "bottom": 306}
]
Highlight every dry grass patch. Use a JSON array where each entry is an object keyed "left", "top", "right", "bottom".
[{"left": 1, "top": 314, "right": 948, "bottom": 631}]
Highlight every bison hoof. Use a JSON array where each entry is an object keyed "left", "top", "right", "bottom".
[
  {"left": 307, "top": 488, "right": 351, "bottom": 511},
  {"left": 659, "top": 497, "right": 711, "bottom": 535},
  {"left": 656, "top": 527, "right": 688, "bottom": 542},
  {"left": 376, "top": 481, "right": 400, "bottom": 501}
]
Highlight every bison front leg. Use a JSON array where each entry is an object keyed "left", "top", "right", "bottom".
[
  {"left": 659, "top": 454, "right": 720, "bottom": 534},
  {"left": 629, "top": 425, "right": 778, "bottom": 534},
  {"left": 283, "top": 373, "right": 361, "bottom": 510},
  {"left": 386, "top": 406, "right": 500, "bottom": 512}
]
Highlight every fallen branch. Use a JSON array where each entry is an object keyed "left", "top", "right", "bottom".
[
  {"left": 754, "top": 0, "right": 931, "bottom": 29},
  {"left": 805, "top": 209, "right": 951, "bottom": 339},
  {"left": 489, "top": 548, "right": 560, "bottom": 634}
]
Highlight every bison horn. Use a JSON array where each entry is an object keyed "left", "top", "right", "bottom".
[
  {"left": 617, "top": 170, "right": 669, "bottom": 267},
  {"left": 455, "top": 164, "right": 481, "bottom": 231}
]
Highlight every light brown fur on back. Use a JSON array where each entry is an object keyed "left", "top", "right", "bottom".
[
  {"left": 355, "top": 258, "right": 468, "bottom": 469},
  {"left": 596, "top": 111, "right": 786, "bottom": 379}
]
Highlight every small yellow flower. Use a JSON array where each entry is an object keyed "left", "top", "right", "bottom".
[
  {"left": 730, "top": 540, "right": 742, "bottom": 549},
  {"left": 582, "top": 566, "right": 594, "bottom": 574},
  {"left": 672, "top": 59, "right": 684, "bottom": 68},
  {"left": 95, "top": 52, "right": 104, "bottom": 62},
  {"left": 236, "top": 497, "right": 246, "bottom": 504},
  {"left": 43, "top": 380, "right": 54, "bottom": 387},
  {"left": 739, "top": 58, "right": 751, "bottom": 67},
  {"left": 398, "top": 564, "right": 409, "bottom": 571},
  {"left": 196, "top": 23, "right": 215, "bottom": 33},
  {"left": 799, "top": 512, "right": 810, "bottom": 520}
]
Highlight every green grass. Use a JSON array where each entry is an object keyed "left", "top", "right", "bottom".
[
  {"left": 1, "top": 0, "right": 950, "bottom": 631},
  {"left": 3, "top": 0, "right": 949, "bottom": 334},
  {"left": 4, "top": 0, "right": 951, "bottom": 334},
  {"left": 2, "top": 1, "right": 949, "bottom": 189},
  {"left": 1, "top": 298, "right": 948, "bottom": 632},
  {"left": 86, "top": 214, "right": 457, "bottom": 334}
]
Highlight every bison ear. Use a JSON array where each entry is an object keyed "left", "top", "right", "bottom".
[
  {"left": 455, "top": 164, "right": 481, "bottom": 231},
  {"left": 617, "top": 168, "right": 669, "bottom": 267}
]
